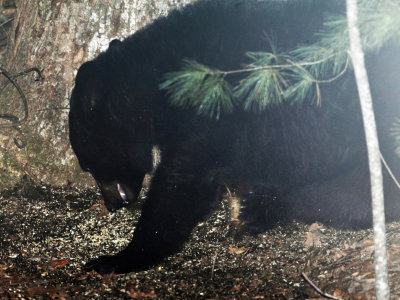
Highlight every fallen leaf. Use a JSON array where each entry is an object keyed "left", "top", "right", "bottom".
[{"left": 229, "top": 247, "right": 248, "bottom": 254}]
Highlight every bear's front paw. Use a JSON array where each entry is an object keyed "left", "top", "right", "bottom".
[{"left": 84, "top": 255, "right": 127, "bottom": 274}]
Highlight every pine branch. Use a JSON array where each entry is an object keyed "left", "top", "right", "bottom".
[
  {"left": 159, "top": 59, "right": 235, "bottom": 119},
  {"left": 160, "top": 0, "right": 400, "bottom": 118}
]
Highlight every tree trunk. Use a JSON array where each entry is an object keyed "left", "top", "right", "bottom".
[
  {"left": 0, "top": 0, "right": 193, "bottom": 188},
  {"left": 346, "top": 0, "right": 389, "bottom": 298}
]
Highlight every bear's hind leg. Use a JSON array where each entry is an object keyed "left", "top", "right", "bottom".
[
  {"left": 283, "top": 166, "right": 375, "bottom": 229},
  {"left": 237, "top": 184, "right": 288, "bottom": 233}
]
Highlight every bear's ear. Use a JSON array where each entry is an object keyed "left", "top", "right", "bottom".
[
  {"left": 109, "top": 39, "right": 122, "bottom": 48},
  {"left": 108, "top": 39, "right": 124, "bottom": 60}
]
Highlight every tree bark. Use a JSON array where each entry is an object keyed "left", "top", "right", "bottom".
[{"left": 0, "top": 0, "right": 193, "bottom": 188}]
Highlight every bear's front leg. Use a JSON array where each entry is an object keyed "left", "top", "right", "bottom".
[{"left": 85, "top": 155, "right": 222, "bottom": 274}]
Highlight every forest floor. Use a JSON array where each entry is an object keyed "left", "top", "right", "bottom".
[{"left": 1, "top": 179, "right": 400, "bottom": 299}]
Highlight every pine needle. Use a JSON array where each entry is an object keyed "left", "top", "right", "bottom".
[{"left": 159, "top": 59, "right": 235, "bottom": 119}]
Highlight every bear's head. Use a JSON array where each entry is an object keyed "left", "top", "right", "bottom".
[{"left": 69, "top": 41, "right": 154, "bottom": 211}]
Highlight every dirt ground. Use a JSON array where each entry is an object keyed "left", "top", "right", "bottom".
[{"left": 1, "top": 178, "right": 400, "bottom": 299}]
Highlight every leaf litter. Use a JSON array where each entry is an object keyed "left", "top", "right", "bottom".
[{"left": 1, "top": 178, "right": 400, "bottom": 299}]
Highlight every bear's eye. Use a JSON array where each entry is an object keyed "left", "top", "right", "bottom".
[{"left": 81, "top": 95, "right": 96, "bottom": 112}]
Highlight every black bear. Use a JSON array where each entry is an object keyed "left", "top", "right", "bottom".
[{"left": 69, "top": 0, "right": 400, "bottom": 274}]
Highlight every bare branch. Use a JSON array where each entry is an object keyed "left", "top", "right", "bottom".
[
  {"left": 301, "top": 272, "right": 343, "bottom": 300},
  {"left": 0, "top": 66, "right": 44, "bottom": 148}
]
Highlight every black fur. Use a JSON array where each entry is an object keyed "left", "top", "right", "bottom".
[{"left": 69, "top": 0, "right": 400, "bottom": 274}]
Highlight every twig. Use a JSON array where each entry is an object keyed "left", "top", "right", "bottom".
[
  {"left": 12, "top": 126, "right": 26, "bottom": 149},
  {"left": 0, "top": 66, "right": 29, "bottom": 127},
  {"left": 0, "top": 66, "right": 44, "bottom": 148},
  {"left": 225, "top": 185, "right": 233, "bottom": 198},
  {"left": 0, "top": 17, "right": 14, "bottom": 29},
  {"left": 208, "top": 51, "right": 346, "bottom": 76},
  {"left": 13, "top": 67, "right": 44, "bottom": 81},
  {"left": 380, "top": 152, "right": 400, "bottom": 190},
  {"left": 0, "top": 67, "right": 44, "bottom": 127},
  {"left": 301, "top": 272, "right": 343, "bottom": 300},
  {"left": 36, "top": 106, "right": 70, "bottom": 112},
  {"left": 286, "top": 57, "right": 350, "bottom": 84},
  {"left": 211, "top": 251, "right": 218, "bottom": 280}
]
